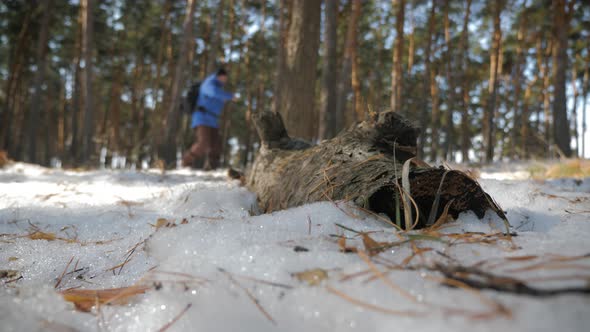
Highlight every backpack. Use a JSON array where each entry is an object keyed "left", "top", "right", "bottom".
[{"left": 183, "top": 81, "right": 202, "bottom": 114}]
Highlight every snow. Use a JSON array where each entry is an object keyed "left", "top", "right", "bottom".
[{"left": 1, "top": 162, "right": 589, "bottom": 332}]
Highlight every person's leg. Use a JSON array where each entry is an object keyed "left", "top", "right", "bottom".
[
  {"left": 182, "top": 126, "right": 210, "bottom": 167},
  {"left": 207, "top": 127, "right": 221, "bottom": 169}
]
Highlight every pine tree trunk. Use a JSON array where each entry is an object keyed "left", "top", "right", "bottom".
[
  {"left": 551, "top": 0, "right": 573, "bottom": 157},
  {"left": 0, "top": 8, "right": 32, "bottom": 152},
  {"left": 420, "top": 2, "right": 436, "bottom": 160},
  {"left": 582, "top": 59, "right": 589, "bottom": 158},
  {"left": 442, "top": 0, "right": 454, "bottom": 161},
  {"left": 390, "top": 0, "right": 405, "bottom": 113},
  {"left": 350, "top": 0, "right": 363, "bottom": 122},
  {"left": 335, "top": 1, "right": 355, "bottom": 133},
  {"left": 512, "top": 11, "right": 525, "bottom": 159},
  {"left": 159, "top": 0, "right": 198, "bottom": 166},
  {"left": 274, "top": 0, "right": 321, "bottom": 140},
  {"left": 429, "top": 68, "right": 440, "bottom": 161},
  {"left": 483, "top": 0, "right": 503, "bottom": 163},
  {"left": 25, "top": 0, "right": 52, "bottom": 163},
  {"left": 80, "top": 0, "right": 95, "bottom": 163},
  {"left": 571, "top": 60, "right": 579, "bottom": 157},
  {"left": 207, "top": 0, "right": 225, "bottom": 73},
  {"left": 459, "top": 0, "right": 472, "bottom": 162},
  {"left": 318, "top": 0, "right": 339, "bottom": 140}
]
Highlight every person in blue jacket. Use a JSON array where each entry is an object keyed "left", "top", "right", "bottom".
[{"left": 182, "top": 68, "right": 235, "bottom": 169}]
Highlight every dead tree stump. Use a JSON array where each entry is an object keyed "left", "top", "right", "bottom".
[{"left": 246, "top": 111, "right": 505, "bottom": 229}]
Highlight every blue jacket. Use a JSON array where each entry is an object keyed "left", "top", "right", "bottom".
[{"left": 191, "top": 74, "right": 233, "bottom": 129}]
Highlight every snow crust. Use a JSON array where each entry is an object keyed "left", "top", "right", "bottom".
[{"left": 1, "top": 162, "right": 589, "bottom": 332}]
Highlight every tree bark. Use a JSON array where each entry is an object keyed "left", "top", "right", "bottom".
[
  {"left": 273, "top": 0, "right": 321, "bottom": 140},
  {"left": 207, "top": 0, "right": 226, "bottom": 73},
  {"left": 582, "top": 58, "right": 589, "bottom": 158},
  {"left": 335, "top": 1, "right": 356, "bottom": 134},
  {"left": 551, "top": 0, "right": 573, "bottom": 157},
  {"left": 442, "top": 0, "right": 454, "bottom": 161},
  {"left": 419, "top": 1, "right": 436, "bottom": 160},
  {"left": 459, "top": 0, "right": 472, "bottom": 162},
  {"left": 80, "top": 0, "right": 95, "bottom": 163},
  {"left": 25, "top": 0, "right": 53, "bottom": 163},
  {"left": 483, "top": 0, "right": 503, "bottom": 163},
  {"left": 159, "top": 0, "right": 198, "bottom": 166},
  {"left": 350, "top": 0, "right": 363, "bottom": 122},
  {"left": 247, "top": 111, "right": 505, "bottom": 229},
  {"left": 429, "top": 68, "right": 440, "bottom": 161},
  {"left": 511, "top": 9, "right": 525, "bottom": 159},
  {"left": 1, "top": 7, "right": 33, "bottom": 152},
  {"left": 571, "top": 59, "right": 579, "bottom": 157},
  {"left": 390, "top": 0, "right": 405, "bottom": 113},
  {"left": 318, "top": 0, "right": 339, "bottom": 140}
]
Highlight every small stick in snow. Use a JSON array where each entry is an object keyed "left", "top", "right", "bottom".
[
  {"left": 55, "top": 256, "right": 75, "bottom": 289},
  {"left": 357, "top": 250, "right": 420, "bottom": 303},
  {"left": 157, "top": 303, "right": 192, "bottom": 332},
  {"left": 325, "top": 285, "right": 421, "bottom": 316},
  {"left": 218, "top": 268, "right": 277, "bottom": 325}
]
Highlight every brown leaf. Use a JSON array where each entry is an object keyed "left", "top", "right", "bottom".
[
  {"left": 151, "top": 218, "right": 176, "bottom": 229},
  {"left": 292, "top": 268, "right": 328, "bottom": 286},
  {"left": 361, "top": 233, "right": 387, "bottom": 256},
  {"left": 29, "top": 231, "right": 57, "bottom": 241},
  {"left": 338, "top": 237, "right": 357, "bottom": 253},
  {"left": 61, "top": 285, "right": 150, "bottom": 312}
]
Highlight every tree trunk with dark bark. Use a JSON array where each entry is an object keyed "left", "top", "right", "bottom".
[
  {"left": 318, "top": 0, "right": 338, "bottom": 140},
  {"left": 390, "top": 0, "right": 405, "bottom": 113},
  {"left": 247, "top": 111, "right": 505, "bottom": 229},
  {"left": 159, "top": 0, "right": 197, "bottom": 166},
  {"left": 483, "top": 0, "right": 503, "bottom": 163},
  {"left": 551, "top": 0, "right": 573, "bottom": 157},
  {"left": 26, "top": 0, "right": 53, "bottom": 163},
  {"left": 80, "top": 0, "right": 95, "bottom": 163},
  {"left": 273, "top": 0, "right": 321, "bottom": 140}
]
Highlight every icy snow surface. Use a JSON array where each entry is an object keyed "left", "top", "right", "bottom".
[{"left": 1, "top": 162, "right": 589, "bottom": 332}]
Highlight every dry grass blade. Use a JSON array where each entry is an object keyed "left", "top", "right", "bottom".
[
  {"left": 429, "top": 199, "right": 455, "bottom": 230},
  {"left": 357, "top": 251, "right": 419, "bottom": 303},
  {"left": 426, "top": 170, "right": 450, "bottom": 226},
  {"left": 107, "top": 239, "right": 146, "bottom": 275},
  {"left": 231, "top": 273, "right": 293, "bottom": 289},
  {"left": 157, "top": 303, "right": 192, "bottom": 332},
  {"left": 507, "top": 262, "right": 590, "bottom": 273},
  {"left": 61, "top": 285, "right": 150, "bottom": 312},
  {"left": 325, "top": 286, "right": 421, "bottom": 316},
  {"left": 219, "top": 268, "right": 277, "bottom": 325},
  {"left": 401, "top": 158, "right": 413, "bottom": 230}
]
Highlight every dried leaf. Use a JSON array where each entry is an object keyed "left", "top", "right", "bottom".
[
  {"left": 29, "top": 231, "right": 57, "bottom": 241},
  {"left": 338, "top": 237, "right": 357, "bottom": 253},
  {"left": 61, "top": 285, "right": 150, "bottom": 312},
  {"left": 361, "top": 233, "right": 388, "bottom": 256},
  {"left": 0, "top": 270, "right": 19, "bottom": 279},
  {"left": 293, "top": 268, "right": 328, "bottom": 286},
  {"left": 151, "top": 218, "right": 176, "bottom": 229}
]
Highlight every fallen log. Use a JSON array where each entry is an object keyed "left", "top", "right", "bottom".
[{"left": 246, "top": 111, "right": 506, "bottom": 229}]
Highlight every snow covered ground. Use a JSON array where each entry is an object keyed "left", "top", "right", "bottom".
[{"left": 1, "top": 162, "right": 589, "bottom": 332}]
